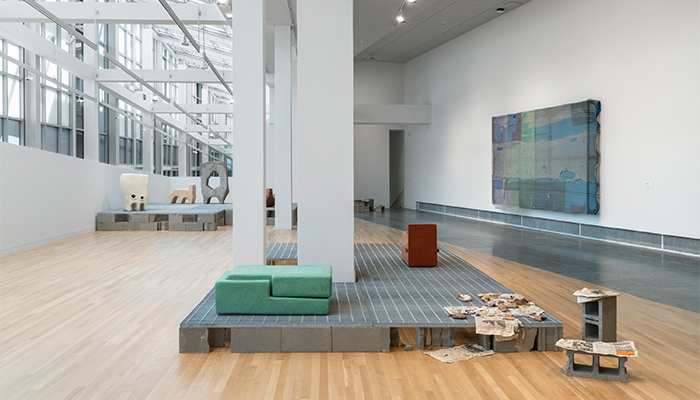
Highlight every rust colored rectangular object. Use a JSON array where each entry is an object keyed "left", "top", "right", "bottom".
[{"left": 401, "top": 224, "right": 439, "bottom": 267}]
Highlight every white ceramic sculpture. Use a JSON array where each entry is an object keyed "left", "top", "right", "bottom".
[{"left": 119, "top": 173, "right": 149, "bottom": 211}]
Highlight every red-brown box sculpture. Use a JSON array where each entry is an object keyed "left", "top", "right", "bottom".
[{"left": 401, "top": 224, "right": 439, "bottom": 267}]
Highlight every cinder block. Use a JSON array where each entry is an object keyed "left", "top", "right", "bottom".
[
  {"left": 208, "top": 328, "right": 228, "bottom": 347},
  {"left": 281, "top": 327, "right": 331, "bottom": 352},
  {"left": 170, "top": 214, "right": 183, "bottom": 223},
  {"left": 123, "top": 222, "right": 141, "bottom": 231},
  {"left": 416, "top": 327, "right": 427, "bottom": 350},
  {"left": 183, "top": 214, "right": 197, "bottom": 223},
  {"left": 185, "top": 223, "right": 205, "bottom": 231},
  {"left": 380, "top": 327, "right": 390, "bottom": 353},
  {"left": 332, "top": 327, "right": 384, "bottom": 352},
  {"left": 101, "top": 222, "right": 125, "bottom": 231},
  {"left": 582, "top": 297, "right": 617, "bottom": 342},
  {"left": 152, "top": 214, "right": 169, "bottom": 222},
  {"left": 483, "top": 327, "right": 538, "bottom": 352},
  {"left": 159, "top": 221, "right": 169, "bottom": 231},
  {"left": 179, "top": 328, "right": 210, "bottom": 353},
  {"left": 230, "top": 328, "right": 281, "bottom": 353},
  {"left": 565, "top": 350, "right": 628, "bottom": 382},
  {"left": 390, "top": 328, "right": 400, "bottom": 347},
  {"left": 537, "top": 326, "right": 563, "bottom": 351},
  {"left": 267, "top": 217, "right": 275, "bottom": 226},
  {"left": 225, "top": 209, "right": 233, "bottom": 225},
  {"left": 140, "top": 223, "right": 159, "bottom": 231},
  {"left": 114, "top": 214, "right": 129, "bottom": 222},
  {"left": 205, "top": 223, "right": 216, "bottom": 231},
  {"left": 199, "top": 214, "right": 216, "bottom": 223},
  {"left": 216, "top": 211, "right": 225, "bottom": 226},
  {"left": 169, "top": 222, "right": 186, "bottom": 231},
  {"left": 430, "top": 328, "right": 442, "bottom": 347},
  {"left": 129, "top": 213, "right": 149, "bottom": 223},
  {"left": 97, "top": 213, "right": 114, "bottom": 223},
  {"left": 441, "top": 328, "right": 454, "bottom": 347}
]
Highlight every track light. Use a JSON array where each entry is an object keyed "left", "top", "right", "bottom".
[
  {"left": 229, "top": 98, "right": 234, "bottom": 104},
  {"left": 396, "top": 15, "right": 405, "bottom": 23},
  {"left": 216, "top": 0, "right": 227, "bottom": 4},
  {"left": 225, "top": 12, "right": 233, "bottom": 19},
  {"left": 496, "top": 7, "right": 505, "bottom": 13},
  {"left": 77, "top": 97, "right": 84, "bottom": 103},
  {"left": 407, "top": 0, "right": 417, "bottom": 3},
  {"left": 152, "top": 95, "right": 159, "bottom": 102}
]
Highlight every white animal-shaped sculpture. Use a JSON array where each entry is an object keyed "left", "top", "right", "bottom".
[
  {"left": 170, "top": 184, "right": 197, "bottom": 204},
  {"left": 119, "top": 173, "right": 149, "bottom": 211}
]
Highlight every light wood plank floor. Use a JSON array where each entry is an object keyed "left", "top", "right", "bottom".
[{"left": 1, "top": 220, "right": 698, "bottom": 399}]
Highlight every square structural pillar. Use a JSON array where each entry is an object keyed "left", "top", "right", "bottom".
[
  {"left": 296, "top": 0, "right": 355, "bottom": 282},
  {"left": 274, "top": 25, "right": 293, "bottom": 230},
  {"left": 232, "top": 0, "right": 267, "bottom": 265}
]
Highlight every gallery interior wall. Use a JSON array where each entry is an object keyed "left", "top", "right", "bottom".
[
  {"left": 0, "top": 142, "right": 170, "bottom": 254},
  {"left": 353, "top": 61, "right": 405, "bottom": 206},
  {"left": 402, "top": 0, "right": 700, "bottom": 238}
]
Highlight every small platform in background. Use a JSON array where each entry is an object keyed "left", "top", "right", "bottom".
[
  {"left": 97, "top": 203, "right": 231, "bottom": 231},
  {"left": 266, "top": 203, "right": 298, "bottom": 226}
]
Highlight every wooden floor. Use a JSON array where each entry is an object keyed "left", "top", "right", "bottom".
[{"left": 0, "top": 220, "right": 698, "bottom": 399}]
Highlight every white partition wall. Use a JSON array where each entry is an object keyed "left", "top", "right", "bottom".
[
  {"left": 232, "top": 0, "right": 267, "bottom": 266},
  {"left": 297, "top": 0, "right": 355, "bottom": 282},
  {"left": 274, "top": 25, "right": 293, "bottom": 230}
]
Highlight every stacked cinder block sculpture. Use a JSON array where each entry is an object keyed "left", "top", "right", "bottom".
[
  {"left": 582, "top": 296, "right": 617, "bottom": 342},
  {"left": 201, "top": 162, "right": 229, "bottom": 204}
]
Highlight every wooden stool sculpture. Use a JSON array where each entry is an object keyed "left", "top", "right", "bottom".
[{"left": 170, "top": 184, "right": 196, "bottom": 204}]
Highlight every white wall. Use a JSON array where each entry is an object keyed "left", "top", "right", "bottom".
[
  {"left": 403, "top": 0, "right": 700, "bottom": 238},
  {"left": 353, "top": 61, "right": 405, "bottom": 206},
  {"left": 0, "top": 143, "right": 170, "bottom": 254}
]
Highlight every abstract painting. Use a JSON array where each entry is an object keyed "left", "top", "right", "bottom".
[{"left": 492, "top": 100, "right": 601, "bottom": 214}]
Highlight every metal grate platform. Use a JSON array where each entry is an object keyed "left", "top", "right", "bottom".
[{"left": 180, "top": 243, "right": 563, "bottom": 353}]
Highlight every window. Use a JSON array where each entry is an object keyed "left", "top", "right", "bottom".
[{"left": 1, "top": 39, "right": 25, "bottom": 146}]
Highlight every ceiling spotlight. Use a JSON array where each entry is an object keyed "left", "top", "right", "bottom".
[
  {"left": 77, "top": 97, "right": 85, "bottom": 103},
  {"left": 496, "top": 7, "right": 505, "bottom": 13},
  {"left": 25, "top": 76, "right": 34, "bottom": 81},
  {"left": 152, "top": 95, "right": 159, "bottom": 102},
  {"left": 115, "top": 115, "right": 122, "bottom": 120},
  {"left": 209, "top": 133, "right": 215, "bottom": 138},
  {"left": 407, "top": 0, "right": 417, "bottom": 3},
  {"left": 396, "top": 15, "right": 405, "bottom": 23},
  {"left": 225, "top": 12, "right": 233, "bottom": 19},
  {"left": 229, "top": 98, "right": 234, "bottom": 104},
  {"left": 216, "top": 0, "right": 227, "bottom": 4}
]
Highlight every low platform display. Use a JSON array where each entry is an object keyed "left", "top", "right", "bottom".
[
  {"left": 215, "top": 265, "right": 332, "bottom": 315},
  {"left": 180, "top": 244, "right": 563, "bottom": 353},
  {"left": 97, "top": 203, "right": 230, "bottom": 231}
]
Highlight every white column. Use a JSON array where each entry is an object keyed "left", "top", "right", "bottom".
[
  {"left": 232, "top": 0, "right": 267, "bottom": 266},
  {"left": 297, "top": 0, "right": 354, "bottom": 282},
  {"left": 274, "top": 25, "right": 293, "bottom": 229},
  {"left": 140, "top": 26, "right": 154, "bottom": 172},
  {"left": 177, "top": 62, "right": 188, "bottom": 177}
]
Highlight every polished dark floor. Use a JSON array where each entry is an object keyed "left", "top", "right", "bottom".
[{"left": 355, "top": 209, "right": 700, "bottom": 313}]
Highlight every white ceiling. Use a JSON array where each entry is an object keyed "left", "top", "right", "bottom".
[{"left": 353, "top": 0, "right": 531, "bottom": 63}]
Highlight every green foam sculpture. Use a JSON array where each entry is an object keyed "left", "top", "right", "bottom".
[{"left": 215, "top": 265, "right": 332, "bottom": 315}]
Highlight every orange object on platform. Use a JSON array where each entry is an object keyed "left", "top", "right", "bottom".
[{"left": 401, "top": 224, "right": 439, "bottom": 267}]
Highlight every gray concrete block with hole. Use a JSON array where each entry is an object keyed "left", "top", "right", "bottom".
[
  {"left": 170, "top": 214, "right": 183, "bottom": 223},
  {"left": 169, "top": 222, "right": 186, "bottom": 231},
  {"left": 185, "top": 223, "right": 205, "bottom": 231},
  {"left": 230, "top": 328, "right": 281, "bottom": 353},
  {"left": 281, "top": 327, "right": 331, "bottom": 352},
  {"left": 441, "top": 328, "right": 454, "bottom": 347},
  {"left": 128, "top": 213, "right": 149, "bottom": 223},
  {"left": 97, "top": 213, "right": 114, "bottom": 223}
]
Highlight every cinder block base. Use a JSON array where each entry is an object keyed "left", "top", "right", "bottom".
[
  {"left": 208, "top": 328, "right": 228, "bottom": 347},
  {"left": 123, "top": 223, "right": 141, "bottom": 231},
  {"left": 479, "top": 327, "right": 538, "bottom": 352},
  {"left": 170, "top": 214, "right": 183, "bottom": 223},
  {"left": 185, "top": 223, "right": 205, "bottom": 231},
  {"left": 281, "top": 327, "right": 331, "bottom": 352},
  {"left": 179, "top": 328, "right": 210, "bottom": 353},
  {"left": 230, "top": 328, "right": 281, "bottom": 353},
  {"left": 225, "top": 209, "right": 233, "bottom": 225},
  {"left": 441, "top": 328, "right": 454, "bottom": 347},
  {"left": 565, "top": 350, "right": 628, "bottom": 382},
  {"left": 537, "top": 326, "right": 563, "bottom": 351},
  {"left": 139, "top": 223, "right": 159, "bottom": 231},
  {"left": 416, "top": 327, "right": 427, "bottom": 350},
  {"left": 390, "top": 328, "right": 400, "bottom": 347},
  {"left": 430, "top": 328, "right": 441, "bottom": 347},
  {"left": 169, "top": 222, "right": 186, "bottom": 231},
  {"left": 332, "top": 327, "right": 385, "bottom": 352},
  {"left": 129, "top": 213, "right": 149, "bottom": 223}
]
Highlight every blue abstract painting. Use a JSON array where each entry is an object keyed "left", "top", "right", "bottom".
[{"left": 492, "top": 100, "right": 601, "bottom": 214}]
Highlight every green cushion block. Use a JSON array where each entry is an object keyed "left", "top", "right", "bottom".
[
  {"left": 215, "top": 266, "right": 332, "bottom": 315},
  {"left": 228, "top": 265, "right": 332, "bottom": 298}
]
